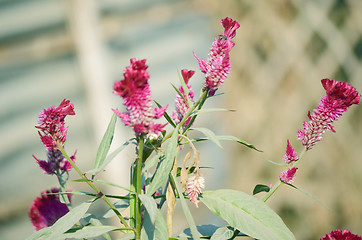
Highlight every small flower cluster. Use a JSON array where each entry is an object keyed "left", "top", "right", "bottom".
[
  {"left": 29, "top": 188, "right": 71, "bottom": 231},
  {"left": 187, "top": 173, "right": 205, "bottom": 208},
  {"left": 172, "top": 69, "right": 195, "bottom": 127},
  {"left": 194, "top": 17, "right": 240, "bottom": 95},
  {"left": 297, "top": 79, "right": 360, "bottom": 150},
  {"left": 279, "top": 140, "right": 298, "bottom": 184},
  {"left": 320, "top": 229, "right": 362, "bottom": 240},
  {"left": 33, "top": 99, "right": 76, "bottom": 175},
  {"left": 113, "top": 58, "right": 168, "bottom": 136}
]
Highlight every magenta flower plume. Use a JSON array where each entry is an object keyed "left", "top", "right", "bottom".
[
  {"left": 29, "top": 188, "right": 71, "bottom": 231},
  {"left": 279, "top": 167, "right": 298, "bottom": 184},
  {"left": 113, "top": 58, "right": 168, "bottom": 135},
  {"left": 283, "top": 139, "right": 299, "bottom": 164},
  {"left": 172, "top": 69, "right": 195, "bottom": 127},
  {"left": 33, "top": 99, "right": 76, "bottom": 175},
  {"left": 187, "top": 174, "right": 205, "bottom": 207},
  {"left": 193, "top": 17, "right": 240, "bottom": 94},
  {"left": 320, "top": 229, "right": 362, "bottom": 240},
  {"left": 297, "top": 79, "right": 361, "bottom": 150}
]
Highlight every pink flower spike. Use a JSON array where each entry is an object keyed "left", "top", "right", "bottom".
[
  {"left": 280, "top": 167, "right": 298, "bottom": 184},
  {"left": 187, "top": 174, "right": 205, "bottom": 208},
  {"left": 320, "top": 229, "right": 362, "bottom": 240},
  {"left": 297, "top": 79, "right": 360, "bottom": 150},
  {"left": 113, "top": 58, "right": 167, "bottom": 135},
  {"left": 29, "top": 188, "right": 71, "bottom": 231},
  {"left": 194, "top": 17, "right": 240, "bottom": 92},
  {"left": 173, "top": 69, "right": 195, "bottom": 127},
  {"left": 283, "top": 139, "right": 299, "bottom": 164}
]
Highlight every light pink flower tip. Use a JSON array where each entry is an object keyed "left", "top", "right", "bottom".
[
  {"left": 297, "top": 79, "right": 361, "bottom": 150},
  {"left": 187, "top": 175, "right": 205, "bottom": 207},
  {"left": 320, "top": 229, "right": 362, "bottom": 240},
  {"left": 29, "top": 188, "right": 71, "bottom": 231},
  {"left": 283, "top": 139, "right": 299, "bottom": 164},
  {"left": 113, "top": 58, "right": 167, "bottom": 135},
  {"left": 280, "top": 167, "right": 297, "bottom": 184},
  {"left": 194, "top": 17, "right": 240, "bottom": 92},
  {"left": 173, "top": 69, "right": 195, "bottom": 127}
]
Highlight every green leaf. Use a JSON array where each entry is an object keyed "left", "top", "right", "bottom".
[
  {"left": 210, "top": 226, "right": 234, "bottom": 240},
  {"left": 286, "top": 183, "right": 329, "bottom": 210},
  {"left": 192, "top": 127, "right": 223, "bottom": 149},
  {"left": 62, "top": 226, "right": 118, "bottom": 239},
  {"left": 143, "top": 151, "right": 164, "bottom": 172},
  {"left": 191, "top": 108, "right": 236, "bottom": 116},
  {"left": 201, "top": 189, "right": 295, "bottom": 240},
  {"left": 146, "top": 127, "right": 179, "bottom": 195},
  {"left": 93, "top": 113, "right": 117, "bottom": 178},
  {"left": 102, "top": 199, "right": 130, "bottom": 218},
  {"left": 26, "top": 201, "right": 92, "bottom": 240},
  {"left": 155, "top": 100, "right": 176, "bottom": 128},
  {"left": 87, "top": 139, "right": 133, "bottom": 175},
  {"left": 253, "top": 184, "right": 271, "bottom": 195},
  {"left": 117, "top": 233, "right": 136, "bottom": 239},
  {"left": 140, "top": 194, "right": 168, "bottom": 240}
]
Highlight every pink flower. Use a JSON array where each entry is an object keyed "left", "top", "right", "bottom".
[
  {"left": 279, "top": 167, "right": 298, "bottom": 184},
  {"left": 283, "top": 139, "right": 299, "bottom": 164},
  {"left": 193, "top": 17, "right": 240, "bottom": 94},
  {"left": 29, "top": 188, "right": 71, "bottom": 231},
  {"left": 36, "top": 99, "right": 75, "bottom": 149},
  {"left": 297, "top": 79, "right": 361, "bottom": 150},
  {"left": 320, "top": 229, "right": 362, "bottom": 240},
  {"left": 187, "top": 174, "right": 205, "bottom": 207},
  {"left": 34, "top": 99, "right": 76, "bottom": 175},
  {"left": 33, "top": 149, "right": 76, "bottom": 175},
  {"left": 172, "top": 69, "right": 195, "bottom": 127},
  {"left": 113, "top": 58, "right": 167, "bottom": 135}
]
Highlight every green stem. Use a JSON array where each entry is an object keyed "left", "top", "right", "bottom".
[
  {"left": 135, "top": 136, "right": 144, "bottom": 239},
  {"left": 263, "top": 148, "right": 307, "bottom": 202},
  {"left": 56, "top": 172, "right": 72, "bottom": 210},
  {"left": 56, "top": 142, "right": 129, "bottom": 228}
]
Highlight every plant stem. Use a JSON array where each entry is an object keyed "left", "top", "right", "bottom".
[
  {"left": 135, "top": 136, "right": 144, "bottom": 239},
  {"left": 56, "top": 142, "right": 129, "bottom": 228},
  {"left": 56, "top": 172, "right": 72, "bottom": 210}
]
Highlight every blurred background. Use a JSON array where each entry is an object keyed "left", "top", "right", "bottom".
[{"left": 0, "top": 0, "right": 361, "bottom": 239}]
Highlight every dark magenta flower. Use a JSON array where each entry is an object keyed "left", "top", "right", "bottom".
[
  {"left": 33, "top": 99, "right": 76, "bottom": 175},
  {"left": 193, "top": 17, "right": 240, "bottom": 93},
  {"left": 113, "top": 58, "right": 168, "bottom": 135},
  {"left": 320, "top": 229, "right": 362, "bottom": 240},
  {"left": 279, "top": 167, "right": 298, "bottom": 184},
  {"left": 283, "top": 139, "right": 299, "bottom": 164},
  {"left": 297, "top": 79, "right": 360, "bottom": 150},
  {"left": 172, "top": 69, "right": 195, "bottom": 127},
  {"left": 29, "top": 188, "right": 71, "bottom": 231},
  {"left": 36, "top": 99, "right": 75, "bottom": 149}
]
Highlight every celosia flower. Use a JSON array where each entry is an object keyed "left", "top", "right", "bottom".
[
  {"left": 297, "top": 79, "right": 361, "bottom": 150},
  {"left": 193, "top": 17, "right": 240, "bottom": 94},
  {"left": 279, "top": 167, "right": 298, "bottom": 184},
  {"left": 187, "top": 174, "right": 205, "bottom": 207},
  {"left": 113, "top": 58, "right": 168, "bottom": 135},
  {"left": 320, "top": 229, "right": 362, "bottom": 240},
  {"left": 172, "top": 69, "right": 195, "bottom": 127},
  {"left": 33, "top": 99, "right": 76, "bottom": 175},
  {"left": 283, "top": 139, "right": 299, "bottom": 164},
  {"left": 29, "top": 188, "right": 71, "bottom": 231},
  {"left": 36, "top": 99, "right": 75, "bottom": 149}
]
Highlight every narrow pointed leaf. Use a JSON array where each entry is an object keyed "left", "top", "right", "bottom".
[
  {"left": 146, "top": 127, "right": 179, "bottom": 195},
  {"left": 201, "top": 189, "right": 295, "bottom": 240},
  {"left": 253, "top": 184, "right": 270, "bottom": 195},
  {"left": 192, "top": 127, "right": 223, "bottom": 149},
  {"left": 26, "top": 201, "right": 92, "bottom": 240},
  {"left": 61, "top": 226, "right": 118, "bottom": 239},
  {"left": 155, "top": 100, "right": 176, "bottom": 128},
  {"left": 191, "top": 108, "right": 236, "bottom": 116},
  {"left": 92, "top": 113, "right": 117, "bottom": 178}
]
